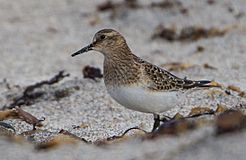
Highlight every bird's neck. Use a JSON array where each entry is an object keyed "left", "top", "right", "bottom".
[{"left": 103, "top": 48, "right": 141, "bottom": 86}]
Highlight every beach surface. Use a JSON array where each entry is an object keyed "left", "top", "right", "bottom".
[{"left": 0, "top": 0, "right": 246, "bottom": 159}]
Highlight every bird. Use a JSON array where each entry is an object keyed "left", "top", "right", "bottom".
[{"left": 71, "top": 29, "right": 218, "bottom": 132}]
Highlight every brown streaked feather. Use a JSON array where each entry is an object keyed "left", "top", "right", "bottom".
[
  {"left": 133, "top": 57, "right": 214, "bottom": 91},
  {"left": 93, "top": 29, "right": 216, "bottom": 92},
  {"left": 104, "top": 54, "right": 142, "bottom": 86}
]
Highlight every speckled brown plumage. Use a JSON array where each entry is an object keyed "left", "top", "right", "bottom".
[
  {"left": 139, "top": 58, "right": 212, "bottom": 91},
  {"left": 71, "top": 28, "right": 217, "bottom": 132},
  {"left": 104, "top": 53, "right": 213, "bottom": 91},
  {"left": 93, "top": 29, "right": 213, "bottom": 90},
  {"left": 103, "top": 54, "right": 142, "bottom": 86}
]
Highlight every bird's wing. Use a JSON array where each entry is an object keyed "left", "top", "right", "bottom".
[{"left": 140, "top": 60, "right": 214, "bottom": 91}]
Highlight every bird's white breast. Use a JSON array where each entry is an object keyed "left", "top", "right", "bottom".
[{"left": 106, "top": 85, "right": 183, "bottom": 114}]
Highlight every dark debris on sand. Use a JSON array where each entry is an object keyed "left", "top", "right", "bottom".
[
  {"left": 82, "top": 65, "right": 103, "bottom": 81},
  {"left": 216, "top": 110, "right": 246, "bottom": 135},
  {"left": 0, "top": 105, "right": 246, "bottom": 150},
  {"left": 2, "top": 71, "right": 70, "bottom": 109},
  {"left": 152, "top": 25, "right": 228, "bottom": 42},
  {"left": 150, "top": 0, "right": 182, "bottom": 9},
  {"left": 97, "top": 0, "right": 141, "bottom": 12},
  {"left": 96, "top": 0, "right": 188, "bottom": 20},
  {"left": 0, "top": 107, "right": 44, "bottom": 130}
]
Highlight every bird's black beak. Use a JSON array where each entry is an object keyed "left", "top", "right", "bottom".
[{"left": 71, "top": 43, "right": 93, "bottom": 57}]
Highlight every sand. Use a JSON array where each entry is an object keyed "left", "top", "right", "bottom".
[{"left": 0, "top": 0, "right": 246, "bottom": 159}]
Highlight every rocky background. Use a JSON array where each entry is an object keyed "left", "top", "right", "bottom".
[{"left": 0, "top": 0, "right": 246, "bottom": 159}]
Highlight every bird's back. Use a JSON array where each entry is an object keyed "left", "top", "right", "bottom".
[{"left": 133, "top": 56, "right": 216, "bottom": 92}]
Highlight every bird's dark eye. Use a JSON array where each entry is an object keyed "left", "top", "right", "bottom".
[{"left": 100, "top": 35, "right": 106, "bottom": 40}]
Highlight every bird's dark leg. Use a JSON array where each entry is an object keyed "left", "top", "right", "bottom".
[
  {"left": 160, "top": 115, "right": 172, "bottom": 122},
  {"left": 152, "top": 114, "right": 160, "bottom": 132}
]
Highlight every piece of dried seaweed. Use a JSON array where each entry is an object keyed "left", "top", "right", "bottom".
[
  {"left": 2, "top": 71, "right": 69, "bottom": 109},
  {"left": 150, "top": 0, "right": 182, "bottom": 9},
  {"left": 15, "top": 107, "right": 45, "bottom": 130},
  {"left": 59, "top": 129, "right": 89, "bottom": 143},
  {"left": 35, "top": 134, "right": 79, "bottom": 150},
  {"left": 82, "top": 65, "right": 103, "bottom": 81},
  {"left": 216, "top": 110, "right": 246, "bottom": 135},
  {"left": 152, "top": 25, "right": 227, "bottom": 42},
  {"left": 97, "top": 0, "right": 141, "bottom": 12},
  {"left": 0, "top": 107, "right": 44, "bottom": 130}
]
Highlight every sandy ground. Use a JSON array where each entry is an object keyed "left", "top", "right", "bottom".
[{"left": 0, "top": 0, "right": 246, "bottom": 159}]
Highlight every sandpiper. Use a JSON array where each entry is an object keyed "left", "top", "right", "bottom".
[{"left": 72, "top": 29, "right": 217, "bottom": 132}]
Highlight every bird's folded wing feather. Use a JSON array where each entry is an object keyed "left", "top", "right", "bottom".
[{"left": 140, "top": 60, "right": 214, "bottom": 91}]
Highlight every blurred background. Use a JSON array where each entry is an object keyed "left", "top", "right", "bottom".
[
  {"left": 1, "top": 0, "right": 245, "bottom": 86},
  {"left": 0, "top": 1, "right": 246, "bottom": 159}
]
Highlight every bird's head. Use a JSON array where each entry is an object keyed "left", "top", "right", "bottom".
[{"left": 71, "top": 29, "right": 129, "bottom": 58}]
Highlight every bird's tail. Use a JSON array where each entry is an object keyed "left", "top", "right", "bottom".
[{"left": 193, "top": 80, "right": 222, "bottom": 88}]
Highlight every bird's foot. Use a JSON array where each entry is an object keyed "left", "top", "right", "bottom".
[{"left": 152, "top": 114, "right": 172, "bottom": 132}]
